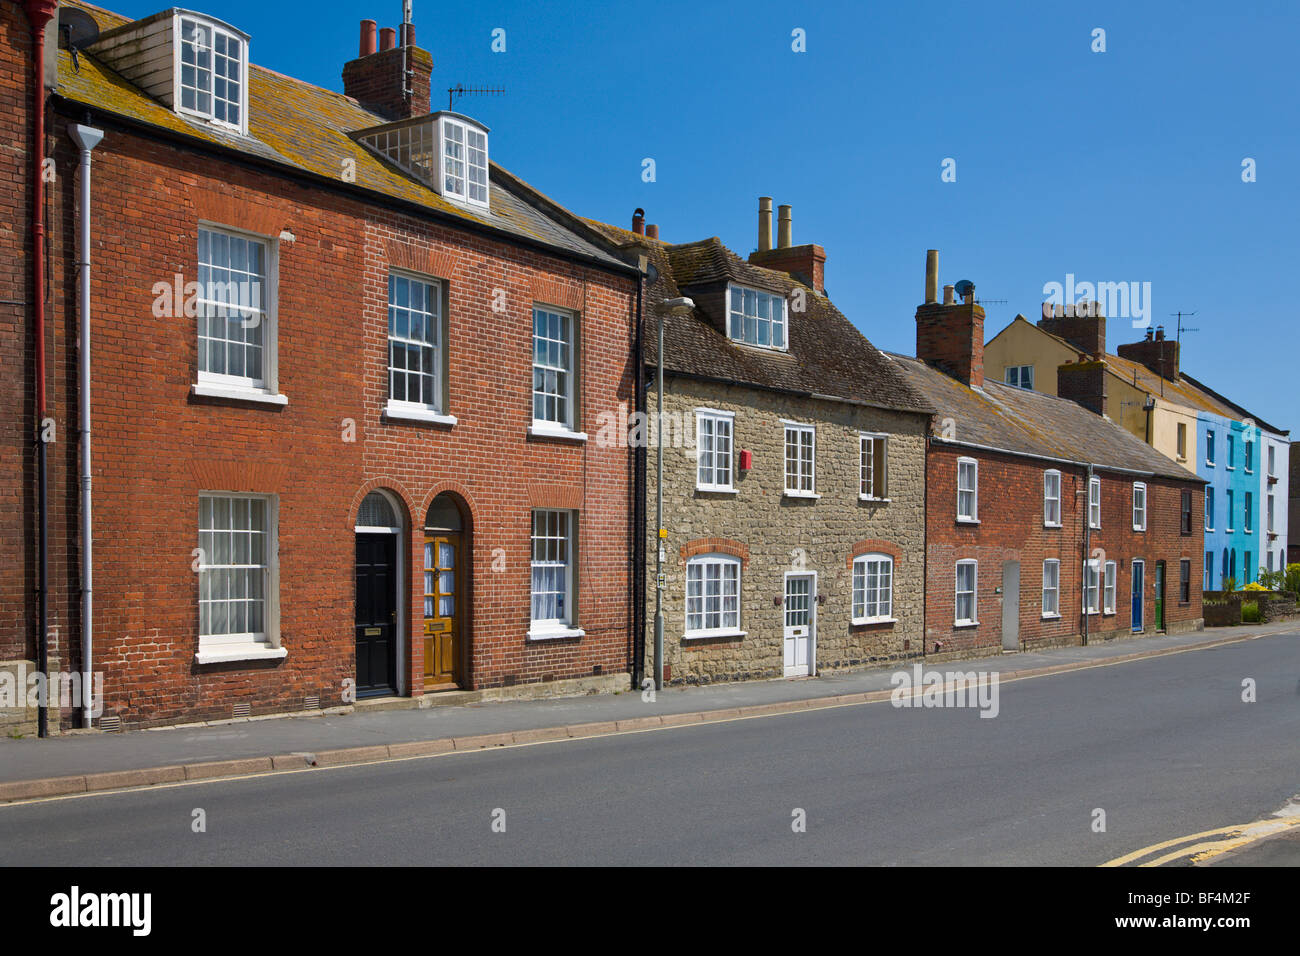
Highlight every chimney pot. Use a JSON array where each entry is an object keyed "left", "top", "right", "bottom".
[
  {"left": 777, "top": 204, "right": 792, "bottom": 249},
  {"left": 925, "top": 250, "right": 938, "bottom": 304},
  {"left": 400, "top": 23, "right": 416, "bottom": 47},
  {"left": 379, "top": 27, "right": 397, "bottom": 51},
  {"left": 757, "top": 197, "right": 773, "bottom": 253},
  {"left": 359, "top": 19, "right": 377, "bottom": 57},
  {"left": 646, "top": 224, "right": 659, "bottom": 240},
  {"left": 942, "top": 284, "right": 954, "bottom": 305},
  {"left": 632, "top": 208, "right": 645, "bottom": 235}
]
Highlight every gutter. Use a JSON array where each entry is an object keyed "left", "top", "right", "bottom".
[{"left": 69, "top": 121, "right": 105, "bottom": 728}]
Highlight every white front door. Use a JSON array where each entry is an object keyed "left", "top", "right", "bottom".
[{"left": 783, "top": 574, "right": 814, "bottom": 677}]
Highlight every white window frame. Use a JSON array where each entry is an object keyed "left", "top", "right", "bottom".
[
  {"left": 957, "top": 457, "right": 979, "bottom": 522},
  {"left": 1041, "top": 559, "right": 1060, "bottom": 618},
  {"left": 1268, "top": 443, "right": 1277, "bottom": 477},
  {"left": 385, "top": 271, "right": 452, "bottom": 423},
  {"left": 1132, "top": 482, "right": 1147, "bottom": 531},
  {"left": 1088, "top": 476, "right": 1101, "bottom": 529},
  {"left": 528, "top": 509, "right": 582, "bottom": 639},
  {"left": 684, "top": 554, "right": 743, "bottom": 638},
  {"left": 437, "top": 114, "right": 490, "bottom": 208},
  {"left": 1177, "top": 422, "right": 1187, "bottom": 458},
  {"left": 1004, "top": 365, "right": 1033, "bottom": 390},
  {"left": 783, "top": 422, "right": 817, "bottom": 497},
  {"left": 1084, "top": 559, "right": 1101, "bottom": 615},
  {"left": 851, "top": 553, "right": 894, "bottom": 624},
  {"left": 196, "top": 492, "right": 284, "bottom": 664},
  {"left": 1244, "top": 438, "right": 1254, "bottom": 474},
  {"left": 174, "top": 14, "right": 249, "bottom": 134},
  {"left": 1268, "top": 492, "right": 1275, "bottom": 534},
  {"left": 1204, "top": 551, "right": 1213, "bottom": 591},
  {"left": 1043, "top": 469, "right": 1062, "bottom": 527},
  {"left": 1226, "top": 489, "right": 1235, "bottom": 532},
  {"left": 859, "top": 433, "right": 889, "bottom": 501},
  {"left": 1205, "top": 486, "right": 1214, "bottom": 531},
  {"left": 1104, "top": 561, "right": 1117, "bottom": 614},
  {"left": 695, "top": 409, "right": 735, "bottom": 492},
  {"left": 531, "top": 305, "right": 579, "bottom": 436},
  {"left": 726, "top": 283, "right": 788, "bottom": 350},
  {"left": 955, "top": 559, "right": 978, "bottom": 626},
  {"left": 1226, "top": 432, "right": 1235, "bottom": 471},
  {"left": 193, "top": 223, "right": 282, "bottom": 403},
  {"left": 1206, "top": 430, "right": 1215, "bottom": 466},
  {"left": 1244, "top": 491, "right": 1253, "bottom": 533}
]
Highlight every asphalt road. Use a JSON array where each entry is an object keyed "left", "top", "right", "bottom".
[{"left": 1, "top": 633, "right": 1297, "bottom": 865}]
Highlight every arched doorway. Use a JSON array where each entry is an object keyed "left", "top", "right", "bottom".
[
  {"left": 354, "top": 490, "right": 403, "bottom": 697},
  {"left": 424, "top": 493, "right": 468, "bottom": 689}
]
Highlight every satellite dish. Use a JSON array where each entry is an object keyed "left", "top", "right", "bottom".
[
  {"left": 954, "top": 279, "right": 975, "bottom": 300},
  {"left": 59, "top": 8, "right": 100, "bottom": 49}
]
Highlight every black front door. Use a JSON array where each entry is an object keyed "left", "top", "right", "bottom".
[{"left": 355, "top": 532, "right": 397, "bottom": 697}]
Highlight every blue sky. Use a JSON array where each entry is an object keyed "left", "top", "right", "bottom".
[{"left": 108, "top": 0, "right": 1298, "bottom": 433}]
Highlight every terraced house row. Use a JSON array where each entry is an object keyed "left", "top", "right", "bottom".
[{"left": 3, "top": 0, "right": 1209, "bottom": 731}]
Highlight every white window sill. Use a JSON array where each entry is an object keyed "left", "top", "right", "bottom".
[
  {"left": 957, "top": 517, "right": 980, "bottom": 525},
  {"left": 851, "top": 617, "right": 896, "bottom": 626},
  {"left": 858, "top": 495, "right": 890, "bottom": 503},
  {"left": 954, "top": 620, "right": 979, "bottom": 628},
  {"left": 1041, "top": 613, "right": 1061, "bottom": 620},
  {"left": 385, "top": 402, "right": 457, "bottom": 426},
  {"left": 192, "top": 383, "right": 288, "bottom": 406},
  {"left": 528, "top": 424, "right": 588, "bottom": 443},
  {"left": 527, "top": 625, "right": 585, "bottom": 641},
  {"left": 195, "top": 643, "right": 287, "bottom": 665},
  {"left": 1133, "top": 526, "right": 1146, "bottom": 532},
  {"left": 784, "top": 490, "right": 820, "bottom": 499},
  {"left": 1044, "top": 522, "right": 1062, "bottom": 529},
  {"left": 683, "top": 629, "right": 747, "bottom": 641},
  {"left": 696, "top": 486, "right": 738, "bottom": 495}
]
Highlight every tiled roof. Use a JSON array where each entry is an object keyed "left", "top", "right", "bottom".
[
  {"left": 55, "top": 2, "right": 627, "bottom": 271},
  {"left": 587, "top": 224, "right": 933, "bottom": 415},
  {"left": 888, "top": 352, "right": 1204, "bottom": 482}
]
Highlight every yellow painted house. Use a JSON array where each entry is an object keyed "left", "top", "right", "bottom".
[{"left": 984, "top": 313, "right": 1239, "bottom": 470}]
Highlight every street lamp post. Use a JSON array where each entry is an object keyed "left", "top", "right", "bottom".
[{"left": 655, "top": 297, "right": 694, "bottom": 690}]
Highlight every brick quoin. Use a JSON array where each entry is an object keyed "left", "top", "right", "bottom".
[
  {"left": 1, "top": 17, "right": 638, "bottom": 728},
  {"left": 924, "top": 443, "right": 1204, "bottom": 657}
]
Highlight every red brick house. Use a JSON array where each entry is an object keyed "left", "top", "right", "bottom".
[
  {"left": 3, "top": 1, "right": 640, "bottom": 730},
  {"left": 891, "top": 253, "right": 1206, "bottom": 658}
]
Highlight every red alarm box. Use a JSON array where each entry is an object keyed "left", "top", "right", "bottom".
[{"left": 739, "top": 449, "right": 753, "bottom": 471}]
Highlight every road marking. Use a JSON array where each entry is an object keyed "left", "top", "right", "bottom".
[{"left": 1102, "top": 813, "right": 1300, "bottom": 867}]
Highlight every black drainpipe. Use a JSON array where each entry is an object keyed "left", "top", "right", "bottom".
[{"left": 631, "top": 265, "right": 646, "bottom": 688}]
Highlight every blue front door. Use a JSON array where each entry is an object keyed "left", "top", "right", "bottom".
[{"left": 1131, "top": 560, "right": 1145, "bottom": 633}]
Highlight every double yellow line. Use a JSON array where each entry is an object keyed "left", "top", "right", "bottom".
[{"left": 1102, "top": 813, "right": 1300, "bottom": 866}]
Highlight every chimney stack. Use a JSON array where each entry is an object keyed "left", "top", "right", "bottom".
[
  {"left": 646, "top": 224, "right": 659, "bottom": 240},
  {"left": 631, "top": 208, "right": 645, "bottom": 235},
  {"left": 1038, "top": 300, "right": 1106, "bottom": 358},
  {"left": 757, "top": 197, "right": 772, "bottom": 253},
  {"left": 1057, "top": 358, "right": 1109, "bottom": 416},
  {"left": 1116, "top": 324, "right": 1179, "bottom": 381},
  {"left": 343, "top": 17, "right": 433, "bottom": 120},
  {"left": 914, "top": 249, "right": 984, "bottom": 388},
  {"left": 748, "top": 199, "right": 827, "bottom": 295}
]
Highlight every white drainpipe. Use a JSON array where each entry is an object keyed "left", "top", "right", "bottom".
[{"left": 69, "top": 122, "right": 104, "bottom": 727}]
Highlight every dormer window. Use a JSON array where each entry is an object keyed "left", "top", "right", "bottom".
[
  {"left": 176, "top": 14, "right": 248, "bottom": 132},
  {"left": 356, "top": 112, "right": 490, "bottom": 208},
  {"left": 727, "top": 284, "right": 786, "bottom": 349}
]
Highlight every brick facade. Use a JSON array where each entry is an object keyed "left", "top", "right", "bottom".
[
  {"left": 645, "top": 377, "right": 928, "bottom": 683},
  {"left": 2, "top": 8, "right": 638, "bottom": 728},
  {"left": 925, "top": 443, "right": 1204, "bottom": 658}
]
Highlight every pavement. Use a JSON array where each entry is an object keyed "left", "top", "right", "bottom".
[
  {"left": 0, "top": 623, "right": 1296, "bottom": 865},
  {"left": 0, "top": 621, "right": 1294, "bottom": 807}
]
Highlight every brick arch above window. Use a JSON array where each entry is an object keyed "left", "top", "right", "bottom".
[
  {"left": 190, "top": 189, "right": 288, "bottom": 239},
  {"left": 847, "top": 538, "right": 901, "bottom": 568},
  {"left": 346, "top": 478, "right": 416, "bottom": 529},
  {"left": 680, "top": 537, "right": 749, "bottom": 568},
  {"left": 384, "top": 239, "right": 462, "bottom": 282},
  {"left": 527, "top": 485, "right": 582, "bottom": 510},
  {"left": 530, "top": 275, "right": 586, "bottom": 312},
  {"left": 189, "top": 459, "right": 288, "bottom": 494}
]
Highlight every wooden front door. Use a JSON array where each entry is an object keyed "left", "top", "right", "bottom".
[
  {"left": 424, "top": 533, "right": 461, "bottom": 686},
  {"left": 355, "top": 532, "right": 397, "bottom": 697}
]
